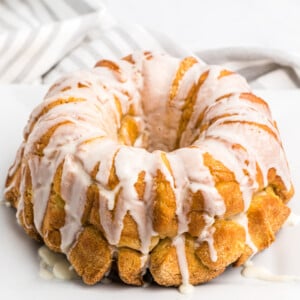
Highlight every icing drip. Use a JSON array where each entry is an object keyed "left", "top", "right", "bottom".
[
  {"left": 0, "top": 197, "right": 11, "bottom": 207},
  {"left": 242, "top": 209, "right": 300, "bottom": 282},
  {"left": 60, "top": 155, "right": 92, "bottom": 252},
  {"left": 167, "top": 152, "right": 190, "bottom": 234},
  {"left": 196, "top": 214, "right": 218, "bottom": 262},
  {"left": 112, "top": 147, "right": 158, "bottom": 253},
  {"left": 179, "top": 283, "right": 194, "bottom": 294},
  {"left": 242, "top": 261, "right": 300, "bottom": 282},
  {"left": 173, "top": 235, "right": 194, "bottom": 293},
  {"left": 16, "top": 164, "right": 27, "bottom": 227},
  {"left": 140, "top": 254, "right": 150, "bottom": 276},
  {"left": 231, "top": 213, "right": 258, "bottom": 253},
  {"left": 283, "top": 212, "right": 300, "bottom": 228},
  {"left": 38, "top": 246, "right": 77, "bottom": 280},
  {"left": 176, "top": 147, "right": 226, "bottom": 217}
]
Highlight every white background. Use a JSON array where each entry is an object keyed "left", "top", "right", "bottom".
[{"left": 106, "top": 0, "right": 300, "bottom": 53}]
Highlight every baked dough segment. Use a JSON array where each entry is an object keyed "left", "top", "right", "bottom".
[
  {"left": 118, "top": 247, "right": 144, "bottom": 286},
  {"left": 149, "top": 235, "right": 225, "bottom": 286},
  {"left": 68, "top": 226, "right": 112, "bottom": 285},
  {"left": 195, "top": 220, "right": 246, "bottom": 270},
  {"left": 42, "top": 162, "right": 65, "bottom": 251},
  {"left": 18, "top": 163, "right": 41, "bottom": 241},
  {"left": 203, "top": 152, "right": 244, "bottom": 217},
  {"left": 187, "top": 190, "right": 206, "bottom": 237},
  {"left": 247, "top": 188, "right": 290, "bottom": 251},
  {"left": 152, "top": 169, "right": 178, "bottom": 238}
]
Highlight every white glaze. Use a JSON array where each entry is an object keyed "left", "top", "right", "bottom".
[
  {"left": 38, "top": 245, "right": 60, "bottom": 267},
  {"left": 0, "top": 199, "right": 11, "bottom": 207},
  {"left": 231, "top": 213, "right": 258, "bottom": 253},
  {"left": 179, "top": 282, "right": 194, "bottom": 294},
  {"left": 173, "top": 235, "right": 190, "bottom": 287},
  {"left": 283, "top": 212, "right": 300, "bottom": 227},
  {"left": 198, "top": 224, "right": 217, "bottom": 262},
  {"left": 5, "top": 51, "right": 293, "bottom": 287},
  {"left": 242, "top": 260, "right": 300, "bottom": 282},
  {"left": 39, "top": 265, "right": 54, "bottom": 280},
  {"left": 38, "top": 245, "right": 77, "bottom": 281},
  {"left": 4, "top": 201, "right": 11, "bottom": 207}
]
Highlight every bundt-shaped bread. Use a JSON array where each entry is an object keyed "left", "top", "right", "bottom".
[{"left": 5, "top": 51, "right": 294, "bottom": 288}]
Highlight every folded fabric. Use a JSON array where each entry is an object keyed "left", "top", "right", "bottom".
[{"left": 0, "top": 0, "right": 299, "bottom": 89}]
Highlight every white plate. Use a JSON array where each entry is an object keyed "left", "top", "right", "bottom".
[{"left": 1, "top": 86, "right": 300, "bottom": 299}]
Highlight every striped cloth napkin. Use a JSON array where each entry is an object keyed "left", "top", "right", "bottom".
[{"left": 0, "top": 0, "right": 300, "bottom": 88}]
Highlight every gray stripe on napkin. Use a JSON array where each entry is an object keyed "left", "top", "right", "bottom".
[
  {"left": 85, "top": 44, "right": 103, "bottom": 60},
  {"left": 282, "top": 66, "right": 300, "bottom": 87},
  {"left": 69, "top": 52, "right": 88, "bottom": 69},
  {"left": 41, "top": 0, "right": 60, "bottom": 21},
  {"left": 114, "top": 27, "right": 141, "bottom": 50},
  {"left": 14, "top": 26, "right": 59, "bottom": 83},
  {"left": 0, "top": 31, "right": 36, "bottom": 77},
  {"left": 26, "top": 0, "right": 45, "bottom": 23},
  {"left": 64, "top": 0, "right": 94, "bottom": 14},
  {"left": 100, "top": 34, "right": 124, "bottom": 58},
  {"left": 0, "top": 16, "right": 14, "bottom": 30},
  {"left": 237, "top": 63, "right": 278, "bottom": 82},
  {"left": 2, "top": 0, "right": 33, "bottom": 26},
  {"left": 0, "top": 34, "right": 11, "bottom": 55}
]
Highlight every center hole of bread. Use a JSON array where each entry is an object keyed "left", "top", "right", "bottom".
[{"left": 117, "top": 111, "right": 195, "bottom": 152}]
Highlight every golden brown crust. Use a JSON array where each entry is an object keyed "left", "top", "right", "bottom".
[
  {"left": 33, "top": 121, "right": 73, "bottom": 156},
  {"left": 118, "top": 212, "right": 141, "bottom": 250},
  {"left": 152, "top": 170, "right": 178, "bottom": 238},
  {"left": 185, "top": 235, "right": 225, "bottom": 285},
  {"left": 118, "top": 247, "right": 144, "bottom": 286},
  {"left": 218, "top": 69, "right": 235, "bottom": 79},
  {"left": 247, "top": 188, "right": 290, "bottom": 251},
  {"left": 68, "top": 226, "right": 112, "bottom": 285},
  {"left": 268, "top": 167, "right": 294, "bottom": 202},
  {"left": 195, "top": 220, "right": 246, "bottom": 270},
  {"left": 169, "top": 56, "right": 198, "bottom": 101},
  {"left": 187, "top": 190, "right": 206, "bottom": 237},
  {"left": 149, "top": 236, "right": 225, "bottom": 286},
  {"left": 233, "top": 245, "right": 253, "bottom": 267},
  {"left": 203, "top": 152, "right": 244, "bottom": 217},
  {"left": 175, "top": 70, "right": 209, "bottom": 148},
  {"left": 19, "top": 164, "right": 41, "bottom": 241},
  {"left": 118, "top": 115, "right": 139, "bottom": 146},
  {"left": 149, "top": 238, "right": 182, "bottom": 286},
  {"left": 42, "top": 162, "right": 65, "bottom": 251}
]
